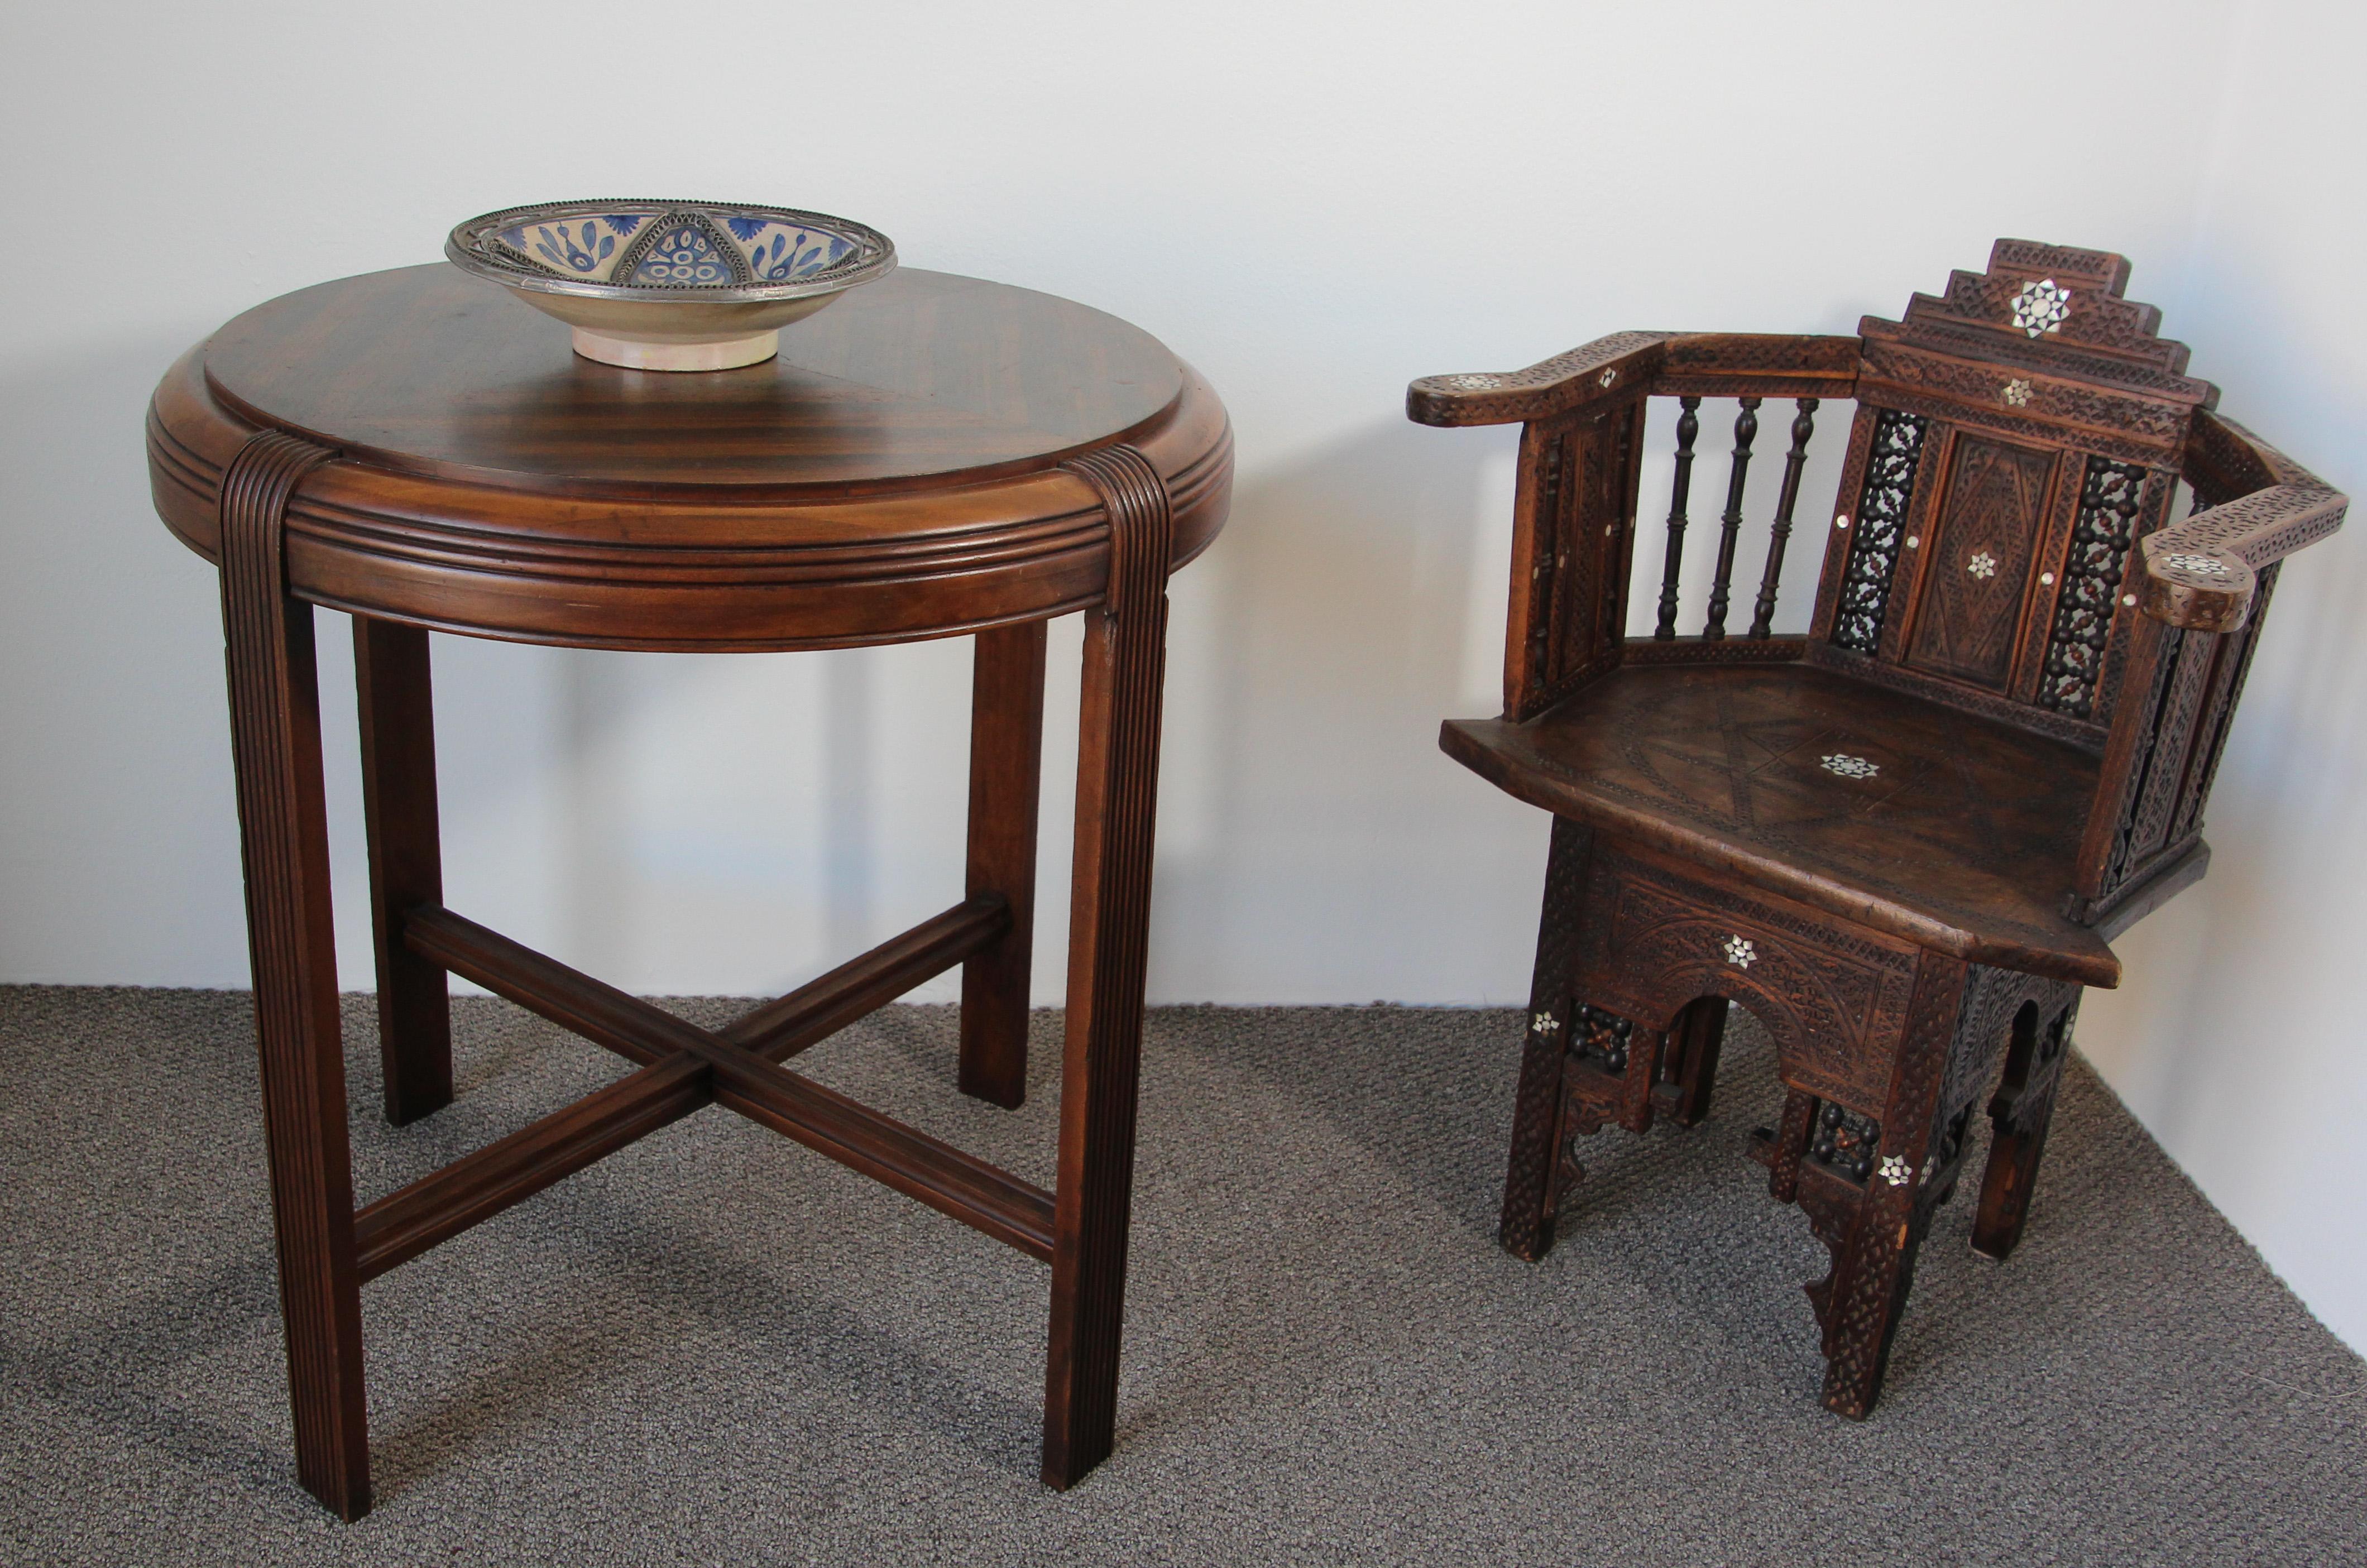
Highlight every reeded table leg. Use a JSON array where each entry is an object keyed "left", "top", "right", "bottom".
[
  {"left": 354, "top": 615, "right": 452, "bottom": 1126},
  {"left": 221, "top": 433, "right": 371, "bottom": 1519},
  {"left": 1041, "top": 448, "right": 1172, "bottom": 1489},
  {"left": 959, "top": 620, "right": 1047, "bottom": 1110}
]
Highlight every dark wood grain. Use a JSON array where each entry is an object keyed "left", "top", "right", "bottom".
[
  {"left": 406, "top": 905, "right": 1056, "bottom": 1259},
  {"left": 1041, "top": 445, "right": 1173, "bottom": 1489},
  {"left": 353, "top": 617, "right": 450, "bottom": 1125},
  {"left": 1812, "top": 951, "right": 1965, "bottom": 1418},
  {"left": 203, "top": 266, "right": 1184, "bottom": 492},
  {"left": 711, "top": 1064, "right": 1057, "bottom": 1262},
  {"left": 354, "top": 1053, "right": 711, "bottom": 1281},
  {"left": 151, "top": 264, "right": 1225, "bottom": 1516},
  {"left": 1443, "top": 663, "right": 2115, "bottom": 984},
  {"left": 218, "top": 430, "right": 369, "bottom": 1521},
  {"left": 1654, "top": 396, "right": 1702, "bottom": 640},
  {"left": 146, "top": 268, "right": 1233, "bottom": 653},
  {"left": 1972, "top": 984, "right": 2081, "bottom": 1261},
  {"left": 1416, "top": 238, "right": 2344, "bottom": 1425},
  {"left": 1703, "top": 397, "right": 1760, "bottom": 638},
  {"left": 1498, "top": 816, "right": 1591, "bottom": 1262},
  {"left": 1747, "top": 399, "right": 1818, "bottom": 639},
  {"left": 725, "top": 896, "right": 1009, "bottom": 1062},
  {"left": 960, "top": 621, "right": 1048, "bottom": 1109}
]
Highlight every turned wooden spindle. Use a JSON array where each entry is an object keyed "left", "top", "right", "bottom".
[
  {"left": 1746, "top": 398, "right": 1818, "bottom": 639},
  {"left": 1654, "top": 396, "right": 1702, "bottom": 639},
  {"left": 1703, "top": 397, "right": 1760, "bottom": 639}
]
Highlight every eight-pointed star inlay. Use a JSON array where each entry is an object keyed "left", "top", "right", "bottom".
[{"left": 2010, "top": 278, "right": 2073, "bottom": 338}]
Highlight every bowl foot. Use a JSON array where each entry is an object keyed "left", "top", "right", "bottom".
[{"left": 570, "top": 328, "right": 780, "bottom": 371}]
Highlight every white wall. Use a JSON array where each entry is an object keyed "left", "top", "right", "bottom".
[
  {"left": 2, "top": 3, "right": 2357, "bottom": 1348},
  {"left": 2067, "top": 0, "right": 2367, "bottom": 1359}
]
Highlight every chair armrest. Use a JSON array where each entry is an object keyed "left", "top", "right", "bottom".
[
  {"left": 1406, "top": 332, "right": 1673, "bottom": 427},
  {"left": 1407, "top": 330, "right": 1863, "bottom": 428},
  {"left": 2143, "top": 414, "right": 2347, "bottom": 632}
]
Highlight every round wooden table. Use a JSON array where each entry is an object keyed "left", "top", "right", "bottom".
[{"left": 146, "top": 263, "right": 1233, "bottom": 1519}]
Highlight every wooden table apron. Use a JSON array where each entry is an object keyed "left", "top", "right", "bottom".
[{"left": 143, "top": 264, "right": 1234, "bottom": 1519}]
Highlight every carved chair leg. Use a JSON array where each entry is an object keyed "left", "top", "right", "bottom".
[
  {"left": 1500, "top": 817, "right": 1589, "bottom": 1263},
  {"left": 959, "top": 619, "right": 1047, "bottom": 1110},
  {"left": 354, "top": 615, "right": 452, "bottom": 1127},
  {"left": 1756, "top": 1088, "right": 1818, "bottom": 1202},
  {"left": 1973, "top": 992, "right": 2081, "bottom": 1262},
  {"left": 1656, "top": 996, "right": 1727, "bottom": 1128},
  {"left": 1041, "top": 447, "right": 1170, "bottom": 1490},
  {"left": 222, "top": 434, "right": 371, "bottom": 1518},
  {"left": 1814, "top": 955, "right": 1968, "bottom": 1420},
  {"left": 1540, "top": 1005, "right": 1664, "bottom": 1230},
  {"left": 1817, "top": 1179, "right": 1936, "bottom": 1420}
]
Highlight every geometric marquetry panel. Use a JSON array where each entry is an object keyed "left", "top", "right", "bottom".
[{"left": 1905, "top": 435, "right": 2058, "bottom": 690}]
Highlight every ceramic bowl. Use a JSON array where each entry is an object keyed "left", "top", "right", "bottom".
[{"left": 445, "top": 200, "right": 896, "bottom": 371}]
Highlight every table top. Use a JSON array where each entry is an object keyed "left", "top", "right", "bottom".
[
  {"left": 149, "top": 265, "right": 1232, "bottom": 650},
  {"left": 204, "top": 266, "right": 1187, "bottom": 493}
]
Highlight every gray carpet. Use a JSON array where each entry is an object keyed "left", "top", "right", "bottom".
[{"left": 0, "top": 988, "right": 2359, "bottom": 1566}]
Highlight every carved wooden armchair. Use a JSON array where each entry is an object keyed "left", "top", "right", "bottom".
[{"left": 1410, "top": 241, "right": 2345, "bottom": 1417}]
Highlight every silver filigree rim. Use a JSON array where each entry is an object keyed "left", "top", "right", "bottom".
[{"left": 445, "top": 199, "right": 897, "bottom": 305}]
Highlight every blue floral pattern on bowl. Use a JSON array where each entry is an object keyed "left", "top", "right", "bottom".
[
  {"left": 490, "top": 213, "right": 645, "bottom": 283},
  {"left": 462, "top": 203, "right": 885, "bottom": 296},
  {"left": 630, "top": 222, "right": 734, "bottom": 286},
  {"left": 530, "top": 220, "right": 613, "bottom": 274},
  {"left": 727, "top": 217, "right": 856, "bottom": 281},
  {"left": 444, "top": 200, "right": 897, "bottom": 371}
]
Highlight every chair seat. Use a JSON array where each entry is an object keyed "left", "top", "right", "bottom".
[{"left": 1440, "top": 661, "right": 2122, "bottom": 986}]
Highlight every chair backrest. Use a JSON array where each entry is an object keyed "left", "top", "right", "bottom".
[
  {"left": 1805, "top": 239, "right": 2215, "bottom": 748},
  {"left": 1410, "top": 237, "right": 2345, "bottom": 930}
]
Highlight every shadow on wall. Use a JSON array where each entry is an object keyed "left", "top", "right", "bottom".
[
  {"left": 536, "top": 642, "right": 928, "bottom": 992},
  {"left": 0, "top": 339, "right": 253, "bottom": 984},
  {"left": 373, "top": 407, "right": 1560, "bottom": 1009},
  {"left": 2062, "top": 235, "right": 2367, "bottom": 1349},
  {"left": 1150, "top": 415, "right": 1545, "bottom": 1005},
  {"left": 408, "top": 408, "right": 1556, "bottom": 1010}
]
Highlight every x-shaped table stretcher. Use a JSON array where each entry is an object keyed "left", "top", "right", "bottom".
[
  {"left": 210, "top": 431, "right": 1179, "bottom": 1520},
  {"left": 358, "top": 895, "right": 1054, "bottom": 1282}
]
